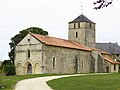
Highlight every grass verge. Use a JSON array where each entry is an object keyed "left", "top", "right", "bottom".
[
  {"left": 47, "top": 73, "right": 120, "bottom": 90},
  {"left": 0, "top": 74, "right": 61, "bottom": 90}
]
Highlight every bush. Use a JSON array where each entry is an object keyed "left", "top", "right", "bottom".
[
  {"left": 1, "top": 60, "right": 16, "bottom": 76},
  {"left": 0, "top": 66, "right": 5, "bottom": 89},
  {"left": 4, "top": 65, "right": 16, "bottom": 76}
]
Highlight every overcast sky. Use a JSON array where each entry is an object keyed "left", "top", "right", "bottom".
[{"left": 0, "top": 0, "right": 120, "bottom": 60}]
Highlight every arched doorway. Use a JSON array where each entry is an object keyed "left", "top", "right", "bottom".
[
  {"left": 24, "top": 61, "right": 33, "bottom": 75},
  {"left": 27, "top": 63, "right": 32, "bottom": 74},
  {"left": 106, "top": 67, "right": 109, "bottom": 73}
]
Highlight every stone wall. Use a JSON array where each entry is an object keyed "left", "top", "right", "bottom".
[
  {"left": 15, "top": 34, "right": 43, "bottom": 75},
  {"left": 68, "top": 28, "right": 86, "bottom": 45},
  {"left": 97, "top": 54, "right": 119, "bottom": 73},
  {"left": 43, "top": 45, "right": 94, "bottom": 74},
  {"left": 103, "top": 59, "right": 119, "bottom": 73},
  {"left": 91, "top": 50, "right": 99, "bottom": 73},
  {"left": 68, "top": 22, "right": 96, "bottom": 48},
  {"left": 98, "top": 54, "right": 104, "bottom": 73},
  {"left": 85, "top": 28, "right": 95, "bottom": 48},
  {"left": 111, "top": 64, "right": 119, "bottom": 73}
]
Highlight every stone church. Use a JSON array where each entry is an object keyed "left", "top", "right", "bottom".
[{"left": 15, "top": 14, "right": 119, "bottom": 75}]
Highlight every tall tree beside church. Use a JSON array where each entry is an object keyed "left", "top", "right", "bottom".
[
  {"left": 93, "top": 0, "right": 113, "bottom": 9},
  {"left": 9, "top": 27, "right": 48, "bottom": 64}
]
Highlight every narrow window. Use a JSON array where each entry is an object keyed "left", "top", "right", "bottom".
[
  {"left": 28, "top": 50, "right": 30, "bottom": 58},
  {"left": 90, "top": 23, "right": 92, "bottom": 28},
  {"left": 114, "top": 64, "right": 116, "bottom": 70},
  {"left": 76, "top": 32, "right": 78, "bottom": 38},
  {"left": 53, "top": 57, "right": 56, "bottom": 70},
  {"left": 78, "top": 23, "right": 80, "bottom": 28},
  {"left": 81, "top": 61, "right": 84, "bottom": 68},
  {"left": 74, "top": 23, "right": 76, "bottom": 28}
]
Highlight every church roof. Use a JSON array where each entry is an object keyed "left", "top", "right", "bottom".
[
  {"left": 31, "top": 33, "right": 91, "bottom": 51},
  {"left": 102, "top": 56, "right": 119, "bottom": 64},
  {"left": 30, "top": 33, "right": 110, "bottom": 55},
  {"left": 69, "top": 14, "right": 95, "bottom": 24},
  {"left": 96, "top": 43, "right": 120, "bottom": 55}
]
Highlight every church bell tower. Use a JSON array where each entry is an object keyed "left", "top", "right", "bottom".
[{"left": 68, "top": 14, "right": 96, "bottom": 48}]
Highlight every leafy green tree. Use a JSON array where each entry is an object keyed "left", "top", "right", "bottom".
[
  {"left": 0, "top": 60, "right": 15, "bottom": 76},
  {"left": 9, "top": 27, "right": 48, "bottom": 64},
  {"left": 4, "top": 65, "right": 15, "bottom": 76},
  {"left": 1, "top": 60, "right": 12, "bottom": 66}
]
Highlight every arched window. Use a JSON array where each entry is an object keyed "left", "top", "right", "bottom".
[
  {"left": 76, "top": 32, "right": 78, "bottom": 38},
  {"left": 78, "top": 23, "right": 80, "bottom": 28},
  {"left": 81, "top": 61, "right": 84, "bottom": 68},
  {"left": 74, "top": 23, "right": 76, "bottom": 28},
  {"left": 28, "top": 50, "right": 30, "bottom": 58},
  {"left": 53, "top": 57, "right": 56, "bottom": 70},
  {"left": 90, "top": 23, "right": 92, "bottom": 28}
]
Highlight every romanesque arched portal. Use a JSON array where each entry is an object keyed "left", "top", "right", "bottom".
[
  {"left": 27, "top": 63, "right": 32, "bottom": 74},
  {"left": 24, "top": 61, "right": 33, "bottom": 75}
]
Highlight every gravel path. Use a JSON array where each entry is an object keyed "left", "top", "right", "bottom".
[{"left": 15, "top": 74, "right": 85, "bottom": 90}]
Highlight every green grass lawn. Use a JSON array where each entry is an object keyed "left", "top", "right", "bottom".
[
  {"left": 0, "top": 74, "right": 61, "bottom": 90},
  {"left": 47, "top": 73, "right": 120, "bottom": 90}
]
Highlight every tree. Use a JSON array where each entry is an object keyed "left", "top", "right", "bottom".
[
  {"left": 1, "top": 60, "right": 12, "bottom": 66},
  {"left": 93, "top": 0, "right": 113, "bottom": 9},
  {"left": 0, "top": 60, "right": 15, "bottom": 76},
  {"left": 9, "top": 27, "right": 48, "bottom": 64}
]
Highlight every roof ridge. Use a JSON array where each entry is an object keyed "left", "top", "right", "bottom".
[
  {"left": 102, "top": 56, "right": 119, "bottom": 64},
  {"left": 30, "top": 33, "right": 92, "bottom": 51},
  {"left": 31, "top": 33, "right": 86, "bottom": 44},
  {"left": 30, "top": 33, "right": 110, "bottom": 54},
  {"left": 31, "top": 33, "right": 68, "bottom": 41}
]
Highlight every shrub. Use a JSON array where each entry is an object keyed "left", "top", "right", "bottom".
[
  {"left": 0, "top": 66, "right": 5, "bottom": 89},
  {"left": 4, "top": 65, "right": 16, "bottom": 76}
]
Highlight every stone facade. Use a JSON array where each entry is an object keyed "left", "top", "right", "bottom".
[
  {"left": 15, "top": 34, "right": 95, "bottom": 75},
  {"left": 15, "top": 34, "right": 43, "bottom": 75},
  {"left": 15, "top": 14, "right": 119, "bottom": 75},
  {"left": 43, "top": 45, "right": 94, "bottom": 74},
  {"left": 15, "top": 33, "right": 119, "bottom": 75},
  {"left": 68, "top": 15, "right": 96, "bottom": 48}
]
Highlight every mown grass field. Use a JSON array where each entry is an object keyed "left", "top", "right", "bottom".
[
  {"left": 0, "top": 74, "right": 61, "bottom": 90},
  {"left": 47, "top": 73, "right": 120, "bottom": 90}
]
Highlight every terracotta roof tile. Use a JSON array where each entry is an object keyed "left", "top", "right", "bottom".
[
  {"left": 30, "top": 33, "right": 111, "bottom": 55},
  {"left": 102, "top": 56, "right": 119, "bottom": 64},
  {"left": 31, "top": 33, "right": 91, "bottom": 51}
]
